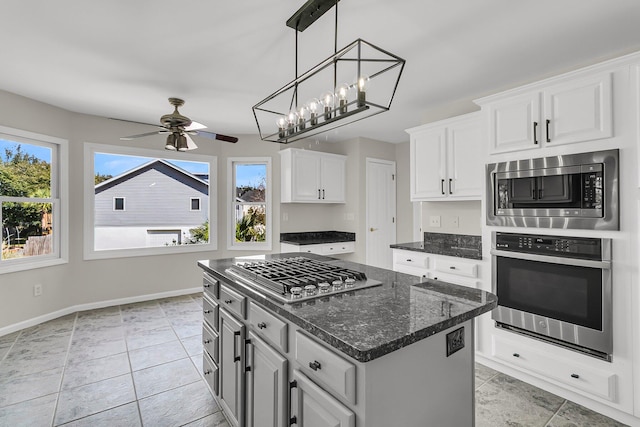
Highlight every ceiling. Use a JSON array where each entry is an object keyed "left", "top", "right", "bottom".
[{"left": 2, "top": 0, "right": 640, "bottom": 144}]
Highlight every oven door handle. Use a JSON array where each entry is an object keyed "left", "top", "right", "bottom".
[{"left": 490, "top": 249, "right": 611, "bottom": 269}]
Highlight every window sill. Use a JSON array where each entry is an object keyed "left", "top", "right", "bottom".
[{"left": 0, "top": 257, "right": 68, "bottom": 275}]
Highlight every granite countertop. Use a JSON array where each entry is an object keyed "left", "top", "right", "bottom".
[
  {"left": 391, "top": 232, "right": 482, "bottom": 260},
  {"left": 198, "top": 253, "right": 496, "bottom": 363},
  {"left": 280, "top": 231, "right": 356, "bottom": 245}
]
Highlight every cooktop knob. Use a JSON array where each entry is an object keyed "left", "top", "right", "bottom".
[
  {"left": 345, "top": 278, "right": 356, "bottom": 288},
  {"left": 304, "top": 285, "right": 317, "bottom": 296},
  {"left": 290, "top": 287, "right": 303, "bottom": 299},
  {"left": 332, "top": 280, "right": 344, "bottom": 290},
  {"left": 318, "top": 282, "right": 331, "bottom": 293}
]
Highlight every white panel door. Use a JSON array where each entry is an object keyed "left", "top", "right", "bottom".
[
  {"left": 320, "top": 155, "right": 346, "bottom": 203},
  {"left": 292, "top": 370, "right": 355, "bottom": 427},
  {"left": 543, "top": 72, "right": 613, "bottom": 146},
  {"left": 292, "top": 150, "right": 322, "bottom": 201},
  {"left": 410, "top": 128, "right": 446, "bottom": 200},
  {"left": 219, "top": 308, "right": 245, "bottom": 427},
  {"left": 246, "top": 332, "right": 288, "bottom": 427},
  {"left": 447, "top": 119, "right": 483, "bottom": 199},
  {"left": 366, "top": 158, "right": 396, "bottom": 269},
  {"left": 487, "top": 91, "right": 541, "bottom": 153}
]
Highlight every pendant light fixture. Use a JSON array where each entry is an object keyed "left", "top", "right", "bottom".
[{"left": 252, "top": 0, "right": 405, "bottom": 144}]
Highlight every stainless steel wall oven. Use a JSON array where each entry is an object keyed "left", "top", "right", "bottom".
[
  {"left": 486, "top": 149, "right": 619, "bottom": 230},
  {"left": 491, "top": 232, "right": 612, "bottom": 361}
]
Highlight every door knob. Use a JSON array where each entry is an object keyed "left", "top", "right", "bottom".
[{"left": 370, "top": 227, "right": 378, "bottom": 232}]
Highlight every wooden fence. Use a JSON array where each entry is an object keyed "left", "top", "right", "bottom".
[{"left": 23, "top": 234, "right": 52, "bottom": 256}]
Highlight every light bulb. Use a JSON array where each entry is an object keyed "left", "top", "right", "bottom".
[
  {"left": 336, "top": 83, "right": 349, "bottom": 114},
  {"left": 276, "top": 116, "right": 287, "bottom": 139},
  {"left": 306, "top": 98, "right": 320, "bottom": 126},
  {"left": 297, "top": 106, "right": 308, "bottom": 130},
  {"left": 356, "top": 74, "right": 369, "bottom": 107},
  {"left": 320, "top": 92, "right": 334, "bottom": 120},
  {"left": 287, "top": 111, "right": 298, "bottom": 135}
]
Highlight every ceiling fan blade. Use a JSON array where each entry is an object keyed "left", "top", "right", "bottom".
[
  {"left": 185, "top": 121, "right": 207, "bottom": 131},
  {"left": 184, "top": 134, "right": 198, "bottom": 150},
  {"left": 120, "top": 131, "right": 163, "bottom": 140},
  {"left": 195, "top": 130, "right": 239, "bottom": 143},
  {"left": 110, "top": 117, "right": 159, "bottom": 127}
]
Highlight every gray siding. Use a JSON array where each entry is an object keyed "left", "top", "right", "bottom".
[{"left": 95, "top": 162, "right": 209, "bottom": 227}]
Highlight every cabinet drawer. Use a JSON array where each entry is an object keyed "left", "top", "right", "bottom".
[
  {"left": 295, "top": 331, "right": 356, "bottom": 404},
  {"left": 203, "top": 351, "right": 219, "bottom": 396},
  {"left": 433, "top": 258, "right": 477, "bottom": 278},
  {"left": 219, "top": 284, "right": 246, "bottom": 319},
  {"left": 203, "top": 295, "right": 219, "bottom": 331},
  {"left": 203, "top": 272, "right": 219, "bottom": 300},
  {"left": 321, "top": 241, "right": 355, "bottom": 255},
  {"left": 492, "top": 335, "right": 616, "bottom": 401},
  {"left": 248, "top": 301, "right": 288, "bottom": 353},
  {"left": 203, "top": 322, "right": 219, "bottom": 363},
  {"left": 394, "top": 251, "right": 429, "bottom": 269}
]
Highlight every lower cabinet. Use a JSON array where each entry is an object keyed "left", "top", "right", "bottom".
[
  {"left": 292, "top": 370, "right": 355, "bottom": 427},
  {"left": 219, "top": 308, "right": 246, "bottom": 427},
  {"left": 246, "top": 331, "right": 288, "bottom": 427}
]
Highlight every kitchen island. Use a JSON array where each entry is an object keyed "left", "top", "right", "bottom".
[{"left": 198, "top": 253, "right": 496, "bottom": 427}]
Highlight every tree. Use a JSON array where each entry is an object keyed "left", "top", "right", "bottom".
[
  {"left": 188, "top": 220, "right": 209, "bottom": 244},
  {"left": 94, "top": 173, "right": 113, "bottom": 185}
]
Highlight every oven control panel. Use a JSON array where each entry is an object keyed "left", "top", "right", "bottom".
[{"left": 494, "top": 232, "right": 602, "bottom": 260}]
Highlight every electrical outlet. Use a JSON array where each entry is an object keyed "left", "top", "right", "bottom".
[
  {"left": 446, "top": 326, "right": 465, "bottom": 357},
  {"left": 34, "top": 284, "right": 43, "bottom": 297},
  {"left": 429, "top": 215, "right": 441, "bottom": 227},
  {"left": 282, "top": 212, "right": 289, "bottom": 222},
  {"left": 451, "top": 216, "right": 459, "bottom": 228}
]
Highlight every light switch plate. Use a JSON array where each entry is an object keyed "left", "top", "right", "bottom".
[{"left": 429, "top": 215, "right": 441, "bottom": 227}]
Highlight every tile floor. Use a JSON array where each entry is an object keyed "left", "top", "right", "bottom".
[{"left": 0, "top": 294, "right": 629, "bottom": 427}]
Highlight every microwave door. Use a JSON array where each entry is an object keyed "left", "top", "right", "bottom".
[{"left": 537, "top": 174, "right": 574, "bottom": 203}]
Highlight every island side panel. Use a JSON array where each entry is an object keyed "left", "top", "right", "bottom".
[{"left": 359, "top": 320, "right": 475, "bottom": 427}]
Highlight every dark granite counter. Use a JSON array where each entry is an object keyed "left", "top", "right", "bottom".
[
  {"left": 391, "top": 232, "right": 482, "bottom": 260},
  {"left": 280, "top": 231, "right": 355, "bottom": 245},
  {"left": 198, "top": 253, "right": 496, "bottom": 363}
]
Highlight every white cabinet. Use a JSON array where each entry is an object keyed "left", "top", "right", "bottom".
[
  {"left": 219, "top": 308, "right": 246, "bottom": 427},
  {"left": 392, "top": 248, "right": 480, "bottom": 288},
  {"left": 481, "top": 72, "right": 612, "bottom": 153},
  {"left": 280, "top": 241, "right": 355, "bottom": 255},
  {"left": 279, "top": 148, "right": 346, "bottom": 203},
  {"left": 292, "top": 370, "right": 355, "bottom": 427},
  {"left": 407, "top": 112, "right": 482, "bottom": 201},
  {"left": 246, "top": 331, "right": 288, "bottom": 427}
]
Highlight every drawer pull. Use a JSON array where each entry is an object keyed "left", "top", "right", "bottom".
[
  {"left": 204, "top": 283, "right": 211, "bottom": 288},
  {"left": 203, "top": 309, "right": 211, "bottom": 314},
  {"left": 571, "top": 373, "right": 580, "bottom": 379},
  {"left": 203, "top": 339, "right": 211, "bottom": 344},
  {"left": 309, "top": 360, "right": 322, "bottom": 371},
  {"left": 257, "top": 322, "right": 267, "bottom": 329},
  {"left": 204, "top": 369, "right": 212, "bottom": 375},
  {"left": 406, "top": 259, "right": 412, "bottom": 262},
  {"left": 224, "top": 299, "right": 233, "bottom": 304},
  {"left": 449, "top": 266, "right": 456, "bottom": 270},
  {"left": 513, "top": 353, "right": 520, "bottom": 358}
]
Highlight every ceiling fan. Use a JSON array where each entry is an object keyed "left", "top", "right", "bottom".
[{"left": 117, "top": 97, "right": 238, "bottom": 151}]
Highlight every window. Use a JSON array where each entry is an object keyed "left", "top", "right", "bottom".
[
  {"left": 0, "top": 126, "right": 68, "bottom": 274},
  {"left": 84, "top": 143, "right": 217, "bottom": 259},
  {"left": 114, "top": 197, "right": 125, "bottom": 211},
  {"left": 228, "top": 158, "right": 271, "bottom": 250}
]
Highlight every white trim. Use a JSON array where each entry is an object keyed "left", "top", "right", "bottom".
[
  {"left": 83, "top": 143, "right": 217, "bottom": 260},
  {"left": 0, "top": 125, "right": 69, "bottom": 274},
  {"left": 227, "top": 157, "right": 272, "bottom": 251},
  {"left": 0, "top": 287, "right": 201, "bottom": 338}
]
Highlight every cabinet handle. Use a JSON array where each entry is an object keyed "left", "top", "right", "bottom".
[
  {"left": 203, "top": 309, "right": 211, "bottom": 314},
  {"left": 318, "top": 189, "right": 321, "bottom": 199},
  {"left": 233, "top": 331, "right": 241, "bottom": 362},
  {"left": 513, "top": 353, "right": 520, "bottom": 358},
  {"left": 448, "top": 178, "right": 453, "bottom": 194},
  {"left": 322, "top": 189, "right": 325, "bottom": 199},
  {"left": 309, "top": 360, "right": 322, "bottom": 371},
  {"left": 441, "top": 179, "right": 445, "bottom": 195},
  {"left": 204, "top": 369, "right": 212, "bottom": 375},
  {"left": 406, "top": 259, "right": 412, "bottom": 262},
  {"left": 546, "top": 119, "right": 551, "bottom": 142},
  {"left": 203, "top": 339, "right": 211, "bottom": 344},
  {"left": 224, "top": 299, "right": 233, "bottom": 304},
  {"left": 204, "top": 283, "right": 211, "bottom": 288},
  {"left": 449, "top": 266, "right": 456, "bottom": 270},
  {"left": 533, "top": 121, "right": 538, "bottom": 144},
  {"left": 257, "top": 322, "right": 267, "bottom": 329},
  {"left": 289, "top": 380, "right": 298, "bottom": 425},
  {"left": 571, "top": 373, "right": 580, "bottom": 379}
]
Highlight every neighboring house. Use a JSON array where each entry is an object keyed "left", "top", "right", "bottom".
[
  {"left": 94, "top": 159, "right": 209, "bottom": 250},
  {"left": 234, "top": 187, "right": 265, "bottom": 224}
]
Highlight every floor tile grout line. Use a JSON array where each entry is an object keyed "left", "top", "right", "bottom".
[
  {"left": 544, "top": 399, "right": 569, "bottom": 426},
  {"left": 0, "top": 331, "right": 21, "bottom": 365},
  {"left": 118, "top": 303, "right": 146, "bottom": 427},
  {"left": 51, "top": 311, "right": 78, "bottom": 427}
]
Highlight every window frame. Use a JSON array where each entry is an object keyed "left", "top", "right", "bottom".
[
  {"left": 190, "top": 197, "right": 201, "bottom": 212},
  {"left": 113, "top": 197, "right": 125, "bottom": 211},
  {"left": 228, "top": 157, "right": 272, "bottom": 251},
  {"left": 84, "top": 143, "right": 217, "bottom": 260},
  {"left": 0, "top": 125, "right": 69, "bottom": 274}
]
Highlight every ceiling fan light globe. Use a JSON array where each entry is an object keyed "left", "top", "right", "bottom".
[
  {"left": 177, "top": 134, "right": 189, "bottom": 151},
  {"left": 165, "top": 134, "right": 177, "bottom": 150}
]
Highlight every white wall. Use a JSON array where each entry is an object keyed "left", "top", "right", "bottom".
[
  {"left": 0, "top": 90, "right": 412, "bottom": 330},
  {"left": 420, "top": 200, "right": 482, "bottom": 236}
]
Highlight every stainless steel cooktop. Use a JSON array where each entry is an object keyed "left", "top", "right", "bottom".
[{"left": 226, "top": 256, "right": 381, "bottom": 303}]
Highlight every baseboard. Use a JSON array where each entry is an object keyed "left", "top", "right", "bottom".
[{"left": 0, "top": 287, "right": 201, "bottom": 337}]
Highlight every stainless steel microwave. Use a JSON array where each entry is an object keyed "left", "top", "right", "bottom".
[{"left": 486, "top": 149, "right": 619, "bottom": 230}]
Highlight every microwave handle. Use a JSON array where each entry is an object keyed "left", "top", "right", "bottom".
[
  {"left": 490, "top": 249, "right": 611, "bottom": 270},
  {"left": 496, "top": 165, "right": 582, "bottom": 179}
]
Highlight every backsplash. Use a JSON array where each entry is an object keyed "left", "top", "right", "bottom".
[{"left": 423, "top": 232, "right": 482, "bottom": 259}]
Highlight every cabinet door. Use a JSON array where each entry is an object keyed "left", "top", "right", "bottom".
[
  {"left": 487, "top": 91, "right": 541, "bottom": 153},
  {"left": 291, "top": 150, "right": 322, "bottom": 201},
  {"left": 410, "top": 128, "right": 446, "bottom": 200},
  {"left": 320, "top": 155, "right": 346, "bottom": 203},
  {"left": 292, "top": 370, "right": 355, "bottom": 427},
  {"left": 246, "top": 332, "right": 288, "bottom": 427},
  {"left": 543, "top": 73, "right": 612, "bottom": 146},
  {"left": 447, "top": 119, "right": 483, "bottom": 199},
  {"left": 219, "top": 308, "right": 246, "bottom": 427}
]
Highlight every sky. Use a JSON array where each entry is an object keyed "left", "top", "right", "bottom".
[{"left": 1, "top": 139, "right": 264, "bottom": 187}]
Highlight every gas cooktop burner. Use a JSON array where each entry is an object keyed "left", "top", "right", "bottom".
[{"left": 226, "top": 256, "right": 381, "bottom": 303}]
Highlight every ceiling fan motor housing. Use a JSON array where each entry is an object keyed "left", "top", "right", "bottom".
[{"left": 160, "top": 98, "right": 192, "bottom": 128}]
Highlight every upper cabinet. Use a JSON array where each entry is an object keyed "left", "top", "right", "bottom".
[
  {"left": 407, "top": 112, "right": 483, "bottom": 201},
  {"left": 279, "top": 148, "right": 346, "bottom": 203},
  {"left": 480, "top": 72, "right": 613, "bottom": 154}
]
